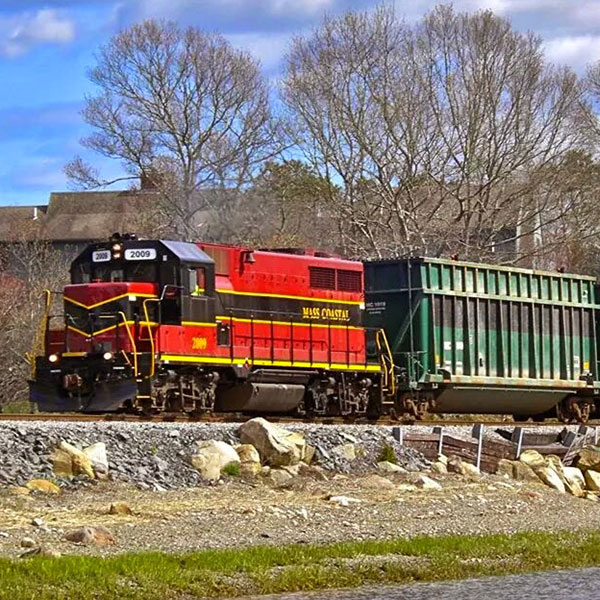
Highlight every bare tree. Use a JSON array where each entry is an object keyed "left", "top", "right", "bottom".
[
  {"left": 66, "top": 20, "right": 283, "bottom": 239},
  {"left": 0, "top": 230, "right": 72, "bottom": 411},
  {"left": 584, "top": 62, "right": 600, "bottom": 143},
  {"left": 283, "top": 5, "right": 590, "bottom": 263},
  {"left": 216, "top": 160, "right": 338, "bottom": 248}
]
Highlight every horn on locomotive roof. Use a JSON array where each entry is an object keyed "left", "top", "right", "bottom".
[{"left": 109, "top": 232, "right": 137, "bottom": 241}]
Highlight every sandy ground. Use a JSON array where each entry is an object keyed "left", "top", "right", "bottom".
[{"left": 1, "top": 470, "right": 600, "bottom": 558}]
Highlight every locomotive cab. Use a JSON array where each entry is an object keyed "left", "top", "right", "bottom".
[{"left": 67, "top": 237, "right": 216, "bottom": 329}]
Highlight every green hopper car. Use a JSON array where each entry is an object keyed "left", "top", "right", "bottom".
[{"left": 365, "top": 258, "right": 600, "bottom": 421}]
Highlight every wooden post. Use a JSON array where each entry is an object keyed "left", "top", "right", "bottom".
[
  {"left": 433, "top": 426, "right": 444, "bottom": 456},
  {"left": 392, "top": 426, "right": 404, "bottom": 445},
  {"left": 472, "top": 424, "right": 484, "bottom": 471},
  {"left": 511, "top": 427, "right": 524, "bottom": 459}
]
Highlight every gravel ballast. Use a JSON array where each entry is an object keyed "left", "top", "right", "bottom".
[{"left": 0, "top": 420, "right": 429, "bottom": 489}]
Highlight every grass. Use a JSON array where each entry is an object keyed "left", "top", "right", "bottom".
[
  {"left": 1, "top": 530, "right": 600, "bottom": 599},
  {"left": 222, "top": 462, "right": 241, "bottom": 477},
  {"left": 0, "top": 400, "right": 33, "bottom": 414},
  {"left": 377, "top": 442, "right": 398, "bottom": 464}
]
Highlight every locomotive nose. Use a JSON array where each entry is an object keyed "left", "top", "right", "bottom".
[{"left": 63, "top": 281, "right": 157, "bottom": 353}]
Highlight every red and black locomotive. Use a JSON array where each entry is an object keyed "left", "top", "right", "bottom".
[{"left": 30, "top": 235, "right": 386, "bottom": 416}]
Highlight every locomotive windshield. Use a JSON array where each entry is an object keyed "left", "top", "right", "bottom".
[{"left": 71, "top": 262, "right": 157, "bottom": 284}]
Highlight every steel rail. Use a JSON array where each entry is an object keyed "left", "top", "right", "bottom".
[{"left": 0, "top": 413, "right": 590, "bottom": 427}]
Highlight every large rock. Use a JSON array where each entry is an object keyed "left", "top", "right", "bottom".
[
  {"left": 563, "top": 467, "right": 586, "bottom": 497},
  {"left": 51, "top": 448, "right": 73, "bottom": 478},
  {"left": 430, "top": 461, "right": 448, "bottom": 474},
  {"left": 25, "top": 479, "right": 60, "bottom": 495},
  {"left": 461, "top": 462, "right": 481, "bottom": 478},
  {"left": 536, "top": 467, "right": 565, "bottom": 493},
  {"left": 584, "top": 469, "right": 600, "bottom": 492},
  {"left": 519, "top": 449, "right": 545, "bottom": 470},
  {"left": 576, "top": 446, "right": 600, "bottom": 471},
  {"left": 512, "top": 461, "right": 541, "bottom": 483},
  {"left": 267, "top": 468, "right": 294, "bottom": 487},
  {"left": 235, "top": 444, "right": 262, "bottom": 478},
  {"left": 189, "top": 440, "right": 240, "bottom": 481},
  {"left": 363, "top": 474, "right": 395, "bottom": 490},
  {"left": 496, "top": 459, "right": 515, "bottom": 478},
  {"left": 58, "top": 441, "right": 95, "bottom": 479},
  {"left": 415, "top": 475, "right": 442, "bottom": 490},
  {"left": 447, "top": 456, "right": 480, "bottom": 478},
  {"left": 83, "top": 442, "right": 109, "bottom": 477},
  {"left": 545, "top": 455, "right": 566, "bottom": 481},
  {"left": 378, "top": 461, "right": 406, "bottom": 474},
  {"left": 65, "top": 526, "right": 115, "bottom": 546},
  {"left": 235, "top": 444, "right": 260, "bottom": 464},
  {"left": 109, "top": 502, "right": 132, "bottom": 516},
  {"left": 239, "top": 418, "right": 306, "bottom": 467},
  {"left": 332, "top": 443, "right": 357, "bottom": 461},
  {"left": 303, "top": 445, "right": 316, "bottom": 465}
]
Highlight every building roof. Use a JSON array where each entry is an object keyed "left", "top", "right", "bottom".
[
  {"left": 0, "top": 205, "right": 47, "bottom": 241},
  {"left": 0, "top": 190, "right": 161, "bottom": 243},
  {"left": 43, "top": 190, "right": 159, "bottom": 241},
  {"left": 0, "top": 188, "right": 234, "bottom": 244}
]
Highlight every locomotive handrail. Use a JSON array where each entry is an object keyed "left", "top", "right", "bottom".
[
  {"left": 28, "top": 289, "right": 53, "bottom": 378},
  {"left": 142, "top": 298, "right": 160, "bottom": 378},
  {"left": 216, "top": 306, "right": 374, "bottom": 370},
  {"left": 117, "top": 311, "right": 138, "bottom": 377}
]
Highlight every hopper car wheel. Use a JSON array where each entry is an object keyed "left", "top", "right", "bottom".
[
  {"left": 397, "top": 393, "right": 433, "bottom": 420},
  {"left": 556, "top": 396, "right": 592, "bottom": 424}
]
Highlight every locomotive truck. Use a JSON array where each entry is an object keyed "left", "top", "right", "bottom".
[{"left": 28, "top": 234, "right": 600, "bottom": 422}]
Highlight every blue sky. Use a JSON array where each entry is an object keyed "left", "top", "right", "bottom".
[{"left": 1, "top": 0, "right": 600, "bottom": 206}]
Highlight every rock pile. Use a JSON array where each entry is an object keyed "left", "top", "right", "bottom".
[
  {"left": 495, "top": 447, "right": 600, "bottom": 500},
  {"left": 0, "top": 418, "right": 428, "bottom": 491}
]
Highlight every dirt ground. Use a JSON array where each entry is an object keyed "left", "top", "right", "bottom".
[{"left": 1, "top": 471, "right": 600, "bottom": 558}]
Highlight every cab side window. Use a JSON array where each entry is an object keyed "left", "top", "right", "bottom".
[
  {"left": 188, "top": 268, "right": 198, "bottom": 294},
  {"left": 190, "top": 268, "right": 208, "bottom": 296}
]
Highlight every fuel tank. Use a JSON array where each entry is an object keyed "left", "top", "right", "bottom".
[{"left": 215, "top": 382, "right": 305, "bottom": 413}]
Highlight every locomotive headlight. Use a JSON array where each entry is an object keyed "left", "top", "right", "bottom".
[
  {"left": 112, "top": 243, "right": 123, "bottom": 252},
  {"left": 103, "top": 351, "right": 114, "bottom": 361},
  {"left": 48, "top": 354, "right": 59, "bottom": 363}
]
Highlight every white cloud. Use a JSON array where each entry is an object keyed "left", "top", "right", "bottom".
[
  {"left": 269, "top": 0, "right": 335, "bottom": 16},
  {"left": 226, "top": 31, "right": 291, "bottom": 71},
  {"left": 544, "top": 35, "right": 600, "bottom": 68},
  {"left": 0, "top": 9, "right": 75, "bottom": 58}
]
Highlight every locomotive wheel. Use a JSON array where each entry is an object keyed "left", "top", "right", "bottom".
[{"left": 512, "top": 414, "right": 531, "bottom": 423}]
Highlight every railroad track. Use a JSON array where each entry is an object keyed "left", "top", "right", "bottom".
[{"left": 0, "top": 412, "right": 594, "bottom": 427}]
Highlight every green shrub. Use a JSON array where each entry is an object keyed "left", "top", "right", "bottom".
[
  {"left": 377, "top": 442, "right": 398, "bottom": 465},
  {"left": 222, "top": 462, "right": 241, "bottom": 477}
]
